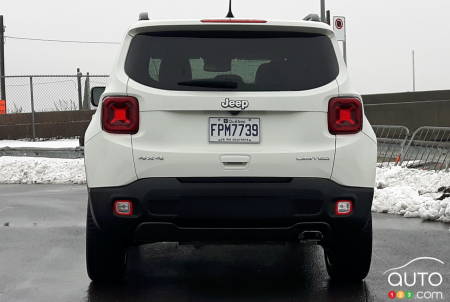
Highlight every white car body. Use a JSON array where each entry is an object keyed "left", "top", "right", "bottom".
[
  {"left": 85, "top": 19, "right": 376, "bottom": 189},
  {"left": 85, "top": 17, "right": 376, "bottom": 282}
]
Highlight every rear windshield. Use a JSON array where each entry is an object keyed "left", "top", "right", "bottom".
[{"left": 125, "top": 31, "right": 339, "bottom": 91}]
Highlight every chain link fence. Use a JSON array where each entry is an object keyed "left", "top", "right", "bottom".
[
  {"left": 0, "top": 73, "right": 108, "bottom": 140},
  {"left": 0, "top": 73, "right": 109, "bottom": 113}
]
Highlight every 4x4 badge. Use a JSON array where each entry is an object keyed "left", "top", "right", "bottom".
[
  {"left": 221, "top": 98, "right": 249, "bottom": 110},
  {"left": 139, "top": 155, "right": 164, "bottom": 161}
]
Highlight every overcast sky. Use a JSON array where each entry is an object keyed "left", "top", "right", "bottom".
[{"left": 1, "top": 0, "right": 450, "bottom": 94}]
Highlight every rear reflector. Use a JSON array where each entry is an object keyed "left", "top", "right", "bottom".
[
  {"left": 102, "top": 97, "right": 139, "bottom": 134},
  {"left": 328, "top": 97, "right": 363, "bottom": 134},
  {"left": 335, "top": 200, "right": 353, "bottom": 216},
  {"left": 201, "top": 19, "right": 267, "bottom": 23},
  {"left": 113, "top": 200, "right": 133, "bottom": 216}
]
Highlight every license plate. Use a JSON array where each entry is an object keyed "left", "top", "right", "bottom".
[{"left": 209, "top": 117, "right": 260, "bottom": 144}]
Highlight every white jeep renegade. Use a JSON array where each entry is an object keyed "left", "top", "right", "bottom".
[{"left": 85, "top": 16, "right": 377, "bottom": 282}]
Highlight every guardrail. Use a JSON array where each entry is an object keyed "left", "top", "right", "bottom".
[{"left": 374, "top": 125, "right": 450, "bottom": 171}]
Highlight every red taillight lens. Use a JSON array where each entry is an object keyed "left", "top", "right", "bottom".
[
  {"left": 328, "top": 98, "right": 363, "bottom": 134},
  {"left": 102, "top": 97, "right": 139, "bottom": 134}
]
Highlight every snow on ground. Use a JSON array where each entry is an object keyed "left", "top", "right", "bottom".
[
  {"left": 374, "top": 167, "right": 450, "bottom": 223},
  {"left": 0, "top": 139, "right": 79, "bottom": 149},
  {"left": 0, "top": 152, "right": 449, "bottom": 223},
  {"left": 0, "top": 157, "right": 85, "bottom": 184}
]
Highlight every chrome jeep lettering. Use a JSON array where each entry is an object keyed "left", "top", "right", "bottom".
[{"left": 221, "top": 98, "right": 249, "bottom": 110}]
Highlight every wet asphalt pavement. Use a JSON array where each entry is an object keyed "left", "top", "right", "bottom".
[{"left": 0, "top": 184, "right": 449, "bottom": 302}]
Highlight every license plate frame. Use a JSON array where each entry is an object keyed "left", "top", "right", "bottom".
[{"left": 208, "top": 117, "right": 261, "bottom": 144}]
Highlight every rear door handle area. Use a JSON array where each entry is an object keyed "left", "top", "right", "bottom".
[{"left": 220, "top": 155, "right": 250, "bottom": 170}]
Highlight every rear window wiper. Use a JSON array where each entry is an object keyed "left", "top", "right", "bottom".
[{"left": 177, "top": 80, "right": 238, "bottom": 89}]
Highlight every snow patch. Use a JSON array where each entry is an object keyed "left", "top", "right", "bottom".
[
  {"left": 0, "top": 139, "right": 79, "bottom": 149},
  {"left": 373, "top": 167, "right": 450, "bottom": 223},
  {"left": 0, "top": 157, "right": 85, "bottom": 184}
]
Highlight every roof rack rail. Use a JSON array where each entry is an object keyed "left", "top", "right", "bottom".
[
  {"left": 139, "top": 12, "right": 149, "bottom": 21},
  {"left": 303, "top": 14, "right": 320, "bottom": 22}
]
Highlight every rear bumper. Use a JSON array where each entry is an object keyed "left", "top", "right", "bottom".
[{"left": 88, "top": 178, "right": 373, "bottom": 243}]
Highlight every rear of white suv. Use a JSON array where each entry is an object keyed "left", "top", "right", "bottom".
[{"left": 84, "top": 19, "right": 377, "bottom": 283}]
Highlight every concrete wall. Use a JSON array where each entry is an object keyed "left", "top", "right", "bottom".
[
  {"left": 363, "top": 90, "right": 450, "bottom": 104},
  {"left": 364, "top": 101, "right": 450, "bottom": 132},
  {"left": 362, "top": 90, "right": 450, "bottom": 131}
]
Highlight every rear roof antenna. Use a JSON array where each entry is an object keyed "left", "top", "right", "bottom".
[
  {"left": 226, "top": 0, "right": 234, "bottom": 18},
  {"left": 139, "top": 12, "right": 149, "bottom": 21}
]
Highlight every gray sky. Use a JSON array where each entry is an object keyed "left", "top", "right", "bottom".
[{"left": 1, "top": 0, "right": 450, "bottom": 94}]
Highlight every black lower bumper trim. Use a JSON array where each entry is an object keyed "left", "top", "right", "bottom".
[
  {"left": 88, "top": 177, "right": 374, "bottom": 243},
  {"left": 134, "top": 222, "right": 331, "bottom": 243}
]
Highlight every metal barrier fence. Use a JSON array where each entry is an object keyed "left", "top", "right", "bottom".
[
  {"left": 375, "top": 125, "right": 450, "bottom": 171},
  {"left": 373, "top": 125, "right": 410, "bottom": 167},
  {"left": 0, "top": 73, "right": 109, "bottom": 113},
  {"left": 400, "top": 127, "right": 450, "bottom": 171}
]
